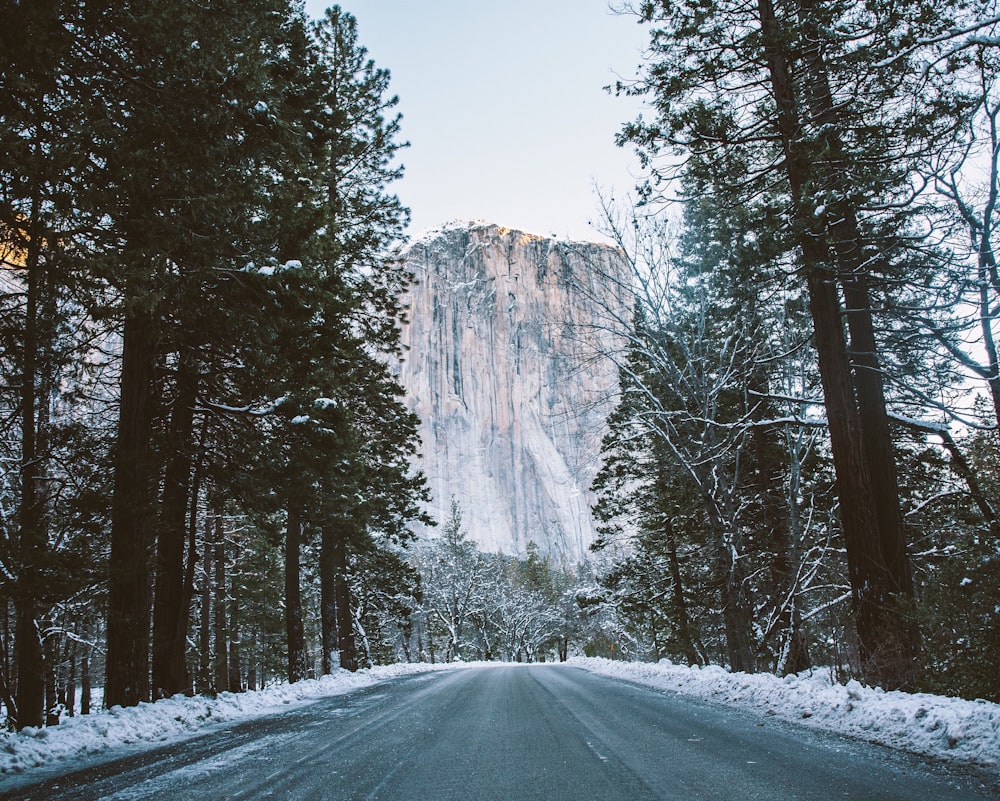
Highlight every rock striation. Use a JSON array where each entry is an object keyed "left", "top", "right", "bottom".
[{"left": 396, "top": 222, "right": 626, "bottom": 562}]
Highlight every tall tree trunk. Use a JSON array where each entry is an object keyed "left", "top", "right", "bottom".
[
  {"left": 152, "top": 353, "right": 198, "bottom": 699},
  {"left": 246, "top": 629, "right": 258, "bottom": 691},
  {"left": 701, "top": 483, "right": 755, "bottom": 673},
  {"left": 780, "top": 428, "right": 812, "bottom": 675},
  {"left": 796, "top": 0, "right": 917, "bottom": 687},
  {"left": 105, "top": 299, "right": 158, "bottom": 708},
  {"left": 15, "top": 191, "right": 46, "bottom": 729},
  {"left": 227, "top": 541, "right": 241, "bottom": 693},
  {"left": 757, "top": 0, "right": 915, "bottom": 689},
  {"left": 212, "top": 511, "right": 229, "bottom": 693},
  {"left": 80, "top": 645, "right": 91, "bottom": 716},
  {"left": 718, "top": 536, "right": 756, "bottom": 674},
  {"left": 332, "top": 532, "right": 358, "bottom": 672},
  {"left": 285, "top": 502, "right": 307, "bottom": 683},
  {"left": 198, "top": 523, "right": 212, "bottom": 693},
  {"left": 319, "top": 522, "right": 337, "bottom": 675},
  {"left": 1, "top": 601, "right": 17, "bottom": 724},
  {"left": 665, "top": 519, "right": 698, "bottom": 667},
  {"left": 64, "top": 638, "right": 76, "bottom": 718},
  {"left": 749, "top": 385, "right": 811, "bottom": 674},
  {"left": 44, "top": 626, "right": 58, "bottom": 727}
]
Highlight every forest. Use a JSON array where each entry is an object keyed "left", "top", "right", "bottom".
[
  {"left": 584, "top": 0, "right": 1000, "bottom": 702},
  {"left": 1, "top": 0, "right": 999, "bottom": 734}
]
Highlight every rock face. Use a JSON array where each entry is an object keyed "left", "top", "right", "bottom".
[{"left": 396, "top": 222, "right": 625, "bottom": 562}]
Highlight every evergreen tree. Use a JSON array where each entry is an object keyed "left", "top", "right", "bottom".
[
  {"left": 615, "top": 0, "right": 985, "bottom": 689},
  {"left": 0, "top": 0, "right": 119, "bottom": 727}
]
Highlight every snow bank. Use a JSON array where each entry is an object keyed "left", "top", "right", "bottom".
[
  {"left": 0, "top": 662, "right": 452, "bottom": 777},
  {"left": 569, "top": 657, "right": 1000, "bottom": 770}
]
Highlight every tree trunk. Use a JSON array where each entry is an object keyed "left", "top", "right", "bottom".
[
  {"left": 44, "top": 627, "right": 58, "bottom": 727},
  {"left": 212, "top": 512, "right": 229, "bottom": 693},
  {"left": 12, "top": 602, "right": 42, "bottom": 729},
  {"left": 665, "top": 519, "right": 698, "bottom": 667},
  {"left": 152, "top": 353, "right": 198, "bottom": 699},
  {"left": 701, "top": 483, "right": 755, "bottom": 673},
  {"left": 15, "top": 191, "right": 46, "bottom": 729},
  {"left": 749, "top": 386, "right": 811, "bottom": 674},
  {"left": 246, "top": 629, "right": 258, "bottom": 691},
  {"left": 780, "top": 429, "right": 812, "bottom": 675},
  {"left": 332, "top": 532, "right": 358, "bottom": 672},
  {"left": 757, "top": 0, "right": 916, "bottom": 689},
  {"left": 0, "top": 601, "right": 17, "bottom": 725},
  {"left": 198, "top": 518, "right": 212, "bottom": 693},
  {"left": 65, "top": 638, "right": 76, "bottom": 717},
  {"left": 285, "top": 502, "right": 307, "bottom": 683},
  {"left": 795, "top": 0, "right": 917, "bottom": 687},
  {"left": 227, "top": 543, "right": 241, "bottom": 693},
  {"left": 105, "top": 301, "right": 158, "bottom": 708},
  {"left": 319, "top": 523, "right": 337, "bottom": 675},
  {"left": 719, "top": 539, "right": 756, "bottom": 674},
  {"left": 80, "top": 646, "right": 91, "bottom": 716}
]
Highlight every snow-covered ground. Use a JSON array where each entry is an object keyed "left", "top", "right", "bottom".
[
  {"left": 1, "top": 658, "right": 997, "bottom": 781},
  {"left": 0, "top": 662, "right": 451, "bottom": 777},
  {"left": 570, "top": 657, "right": 1000, "bottom": 771}
]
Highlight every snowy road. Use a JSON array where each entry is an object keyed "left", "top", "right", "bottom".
[{"left": 1, "top": 665, "right": 996, "bottom": 801}]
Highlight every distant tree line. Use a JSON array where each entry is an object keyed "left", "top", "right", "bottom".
[{"left": 580, "top": 0, "right": 1000, "bottom": 701}]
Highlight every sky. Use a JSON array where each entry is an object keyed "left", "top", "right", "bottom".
[{"left": 303, "top": 1, "right": 650, "bottom": 242}]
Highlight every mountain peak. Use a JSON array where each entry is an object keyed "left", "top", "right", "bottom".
[{"left": 397, "top": 220, "right": 626, "bottom": 560}]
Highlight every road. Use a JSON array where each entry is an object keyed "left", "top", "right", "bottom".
[{"left": 0, "top": 665, "right": 996, "bottom": 801}]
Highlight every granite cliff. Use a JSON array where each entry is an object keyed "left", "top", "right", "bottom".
[{"left": 396, "top": 222, "right": 626, "bottom": 562}]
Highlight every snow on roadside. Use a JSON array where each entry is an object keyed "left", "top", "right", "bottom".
[
  {"left": 569, "top": 656, "right": 1000, "bottom": 771},
  {"left": 3, "top": 658, "right": 997, "bottom": 780},
  {"left": 0, "top": 662, "right": 453, "bottom": 777}
]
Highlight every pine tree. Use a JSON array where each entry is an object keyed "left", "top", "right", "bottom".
[
  {"left": 0, "top": 0, "right": 118, "bottom": 727},
  {"left": 615, "top": 0, "right": 982, "bottom": 689},
  {"left": 99, "top": 0, "right": 311, "bottom": 707}
]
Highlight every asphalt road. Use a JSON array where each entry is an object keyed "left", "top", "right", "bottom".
[{"left": 1, "top": 665, "right": 996, "bottom": 801}]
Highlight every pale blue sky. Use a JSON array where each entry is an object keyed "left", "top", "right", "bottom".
[{"left": 304, "top": 1, "right": 648, "bottom": 242}]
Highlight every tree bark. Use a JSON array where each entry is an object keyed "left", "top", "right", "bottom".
[
  {"left": 700, "top": 481, "right": 755, "bottom": 672},
  {"left": 0, "top": 602, "right": 17, "bottom": 724},
  {"left": 198, "top": 516, "right": 212, "bottom": 693},
  {"left": 796, "top": 1, "right": 917, "bottom": 684},
  {"left": 212, "top": 511, "right": 229, "bottom": 693},
  {"left": 105, "top": 301, "right": 158, "bottom": 708},
  {"left": 152, "top": 353, "right": 198, "bottom": 699},
  {"left": 757, "top": 0, "right": 916, "bottom": 689},
  {"left": 44, "top": 626, "right": 58, "bottom": 727},
  {"left": 319, "top": 522, "right": 337, "bottom": 675},
  {"left": 80, "top": 646, "right": 91, "bottom": 716},
  {"left": 64, "top": 638, "right": 76, "bottom": 717},
  {"left": 332, "top": 531, "right": 358, "bottom": 672},
  {"left": 749, "top": 384, "right": 811, "bottom": 674},
  {"left": 246, "top": 628, "right": 258, "bottom": 691},
  {"left": 227, "top": 542, "right": 241, "bottom": 693},
  {"left": 665, "top": 519, "right": 698, "bottom": 667},
  {"left": 14, "top": 190, "right": 46, "bottom": 729},
  {"left": 285, "top": 502, "right": 307, "bottom": 683}
]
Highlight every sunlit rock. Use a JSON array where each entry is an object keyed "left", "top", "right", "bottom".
[{"left": 397, "top": 222, "right": 626, "bottom": 562}]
